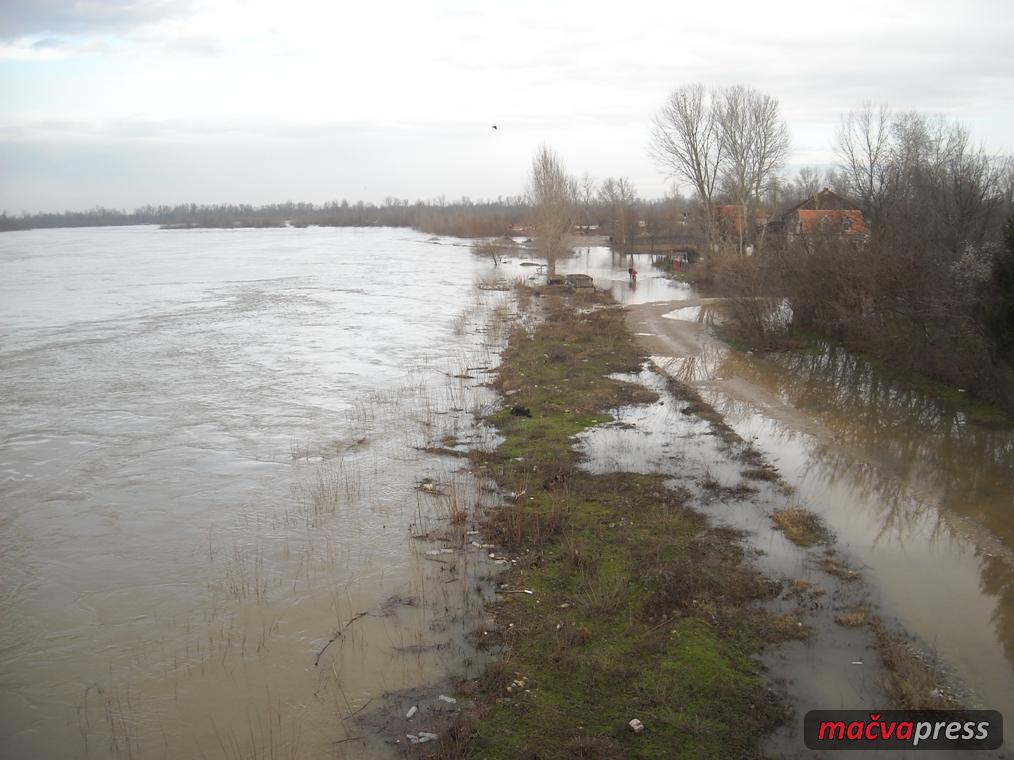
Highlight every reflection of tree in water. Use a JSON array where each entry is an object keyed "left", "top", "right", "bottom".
[
  {"left": 981, "top": 554, "right": 1014, "bottom": 664},
  {"left": 657, "top": 342, "right": 727, "bottom": 384},
  {"left": 802, "top": 441, "right": 952, "bottom": 549},
  {"left": 707, "top": 346, "right": 1014, "bottom": 669},
  {"left": 708, "top": 394, "right": 946, "bottom": 546},
  {"left": 722, "top": 342, "right": 1014, "bottom": 543}
]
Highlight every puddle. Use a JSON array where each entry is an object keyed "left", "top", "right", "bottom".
[{"left": 572, "top": 364, "right": 905, "bottom": 751}]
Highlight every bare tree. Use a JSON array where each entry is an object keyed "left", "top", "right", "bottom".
[
  {"left": 781, "top": 166, "right": 845, "bottom": 207},
  {"left": 837, "top": 107, "right": 1010, "bottom": 251},
  {"left": 651, "top": 84, "right": 723, "bottom": 232},
  {"left": 527, "top": 145, "right": 577, "bottom": 277},
  {"left": 835, "top": 102, "right": 894, "bottom": 231},
  {"left": 579, "top": 172, "right": 598, "bottom": 231},
  {"left": 716, "top": 85, "right": 791, "bottom": 251},
  {"left": 792, "top": 166, "right": 823, "bottom": 201},
  {"left": 891, "top": 113, "right": 1009, "bottom": 254},
  {"left": 598, "top": 176, "right": 638, "bottom": 251}
]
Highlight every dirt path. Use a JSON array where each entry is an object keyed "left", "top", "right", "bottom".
[{"left": 628, "top": 299, "right": 831, "bottom": 439}]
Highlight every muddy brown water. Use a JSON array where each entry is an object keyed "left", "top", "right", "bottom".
[
  {"left": 0, "top": 226, "right": 511, "bottom": 759},
  {"left": 627, "top": 296, "right": 1014, "bottom": 728}
]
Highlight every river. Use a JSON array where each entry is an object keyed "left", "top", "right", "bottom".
[{"left": 0, "top": 226, "right": 509, "bottom": 758}]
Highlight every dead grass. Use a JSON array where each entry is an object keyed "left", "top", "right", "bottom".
[
  {"left": 787, "top": 578, "right": 825, "bottom": 598},
  {"left": 835, "top": 606, "right": 868, "bottom": 628},
  {"left": 771, "top": 507, "right": 832, "bottom": 547},
  {"left": 741, "top": 466, "right": 780, "bottom": 482},
  {"left": 818, "top": 553, "right": 861, "bottom": 582},
  {"left": 772, "top": 613, "right": 811, "bottom": 640},
  {"left": 870, "top": 617, "right": 957, "bottom": 709},
  {"left": 577, "top": 574, "right": 629, "bottom": 616}
]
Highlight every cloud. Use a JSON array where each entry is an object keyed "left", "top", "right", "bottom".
[
  {"left": 0, "top": 0, "right": 194, "bottom": 40},
  {"left": 139, "top": 31, "right": 224, "bottom": 56},
  {"left": 1, "top": 0, "right": 1011, "bottom": 211}
]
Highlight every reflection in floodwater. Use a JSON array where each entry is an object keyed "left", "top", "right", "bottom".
[
  {"left": 655, "top": 344, "right": 728, "bottom": 385},
  {"left": 721, "top": 346, "right": 1014, "bottom": 548},
  {"left": 648, "top": 300, "right": 1014, "bottom": 714},
  {"left": 663, "top": 302, "right": 725, "bottom": 326}
]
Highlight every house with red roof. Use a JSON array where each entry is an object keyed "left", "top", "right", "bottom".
[{"left": 767, "top": 188, "right": 868, "bottom": 245}]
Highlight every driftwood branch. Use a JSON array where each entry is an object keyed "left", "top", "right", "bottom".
[
  {"left": 342, "top": 698, "right": 373, "bottom": 721},
  {"left": 314, "top": 611, "right": 369, "bottom": 666}
]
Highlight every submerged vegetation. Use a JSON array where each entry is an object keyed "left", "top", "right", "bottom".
[
  {"left": 770, "top": 507, "right": 832, "bottom": 548},
  {"left": 443, "top": 286, "right": 795, "bottom": 758}
]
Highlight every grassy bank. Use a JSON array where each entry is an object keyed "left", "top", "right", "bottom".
[{"left": 444, "top": 286, "right": 792, "bottom": 758}]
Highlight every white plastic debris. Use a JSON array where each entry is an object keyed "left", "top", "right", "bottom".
[
  {"left": 407, "top": 731, "right": 438, "bottom": 744},
  {"left": 438, "top": 694, "right": 457, "bottom": 704},
  {"left": 629, "top": 718, "right": 645, "bottom": 734},
  {"left": 406, "top": 705, "right": 418, "bottom": 719}
]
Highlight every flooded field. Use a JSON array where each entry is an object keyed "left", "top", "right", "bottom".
[
  {"left": 3, "top": 233, "right": 1012, "bottom": 757},
  {"left": 630, "top": 295, "right": 1014, "bottom": 725},
  {"left": 0, "top": 226, "right": 511, "bottom": 758}
]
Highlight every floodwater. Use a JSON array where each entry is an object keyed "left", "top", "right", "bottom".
[
  {"left": 4, "top": 234, "right": 1012, "bottom": 757},
  {"left": 0, "top": 226, "right": 510, "bottom": 759},
  {"left": 504, "top": 243, "right": 693, "bottom": 305},
  {"left": 629, "top": 294, "right": 1014, "bottom": 724}
]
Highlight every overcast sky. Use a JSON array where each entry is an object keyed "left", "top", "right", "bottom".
[{"left": 1, "top": 0, "right": 1012, "bottom": 213}]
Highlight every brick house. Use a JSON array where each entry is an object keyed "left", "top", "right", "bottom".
[{"left": 767, "top": 188, "right": 868, "bottom": 245}]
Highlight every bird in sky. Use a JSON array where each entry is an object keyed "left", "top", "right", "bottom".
[{"left": 491, "top": 125, "right": 498, "bottom": 130}]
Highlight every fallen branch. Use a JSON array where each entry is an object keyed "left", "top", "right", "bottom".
[
  {"left": 342, "top": 698, "right": 373, "bottom": 721},
  {"left": 314, "top": 611, "right": 370, "bottom": 666}
]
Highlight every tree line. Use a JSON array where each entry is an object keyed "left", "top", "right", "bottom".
[{"left": 0, "top": 198, "right": 529, "bottom": 237}]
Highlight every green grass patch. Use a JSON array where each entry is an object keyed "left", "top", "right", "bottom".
[{"left": 450, "top": 286, "right": 789, "bottom": 758}]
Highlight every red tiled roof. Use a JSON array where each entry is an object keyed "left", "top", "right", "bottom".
[
  {"left": 779, "top": 188, "right": 860, "bottom": 218},
  {"left": 796, "top": 209, "right": 866, "bottom": 235}
]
